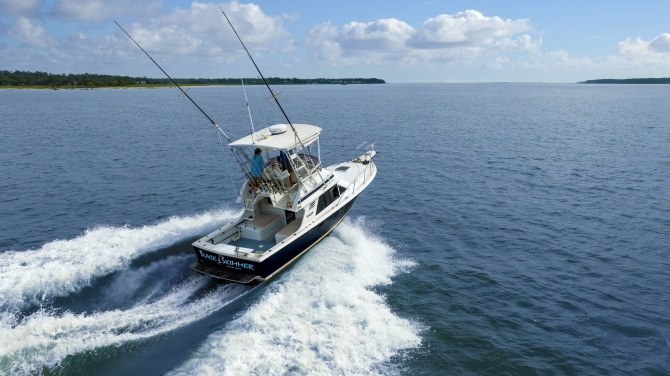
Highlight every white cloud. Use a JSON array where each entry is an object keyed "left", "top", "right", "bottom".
[
  {"left": 649, "top": 33, "right": 670, "bottom": 53},
  {"left": 515, "top": 34, "right": 670, "bottom": 72},
  {"left": 499, "top": 34, "right": 542, "bottom": 51},
  {"left": 304, "top": 10, "right": 540, "bottom": 67},
  {"left": 121, "top": 1, "right": 288, "bottom": 55},
  {"left": 282, "top": 12, "right": 299, "bottom": 22},
  {"left": 514, "top": 33, "right": 670, "bottom": 72},
  {"left": 409, "top": 10, "right": 530, "bottom": 48},
  {"left": 281, "top": 39, "right": 296, "bottom": 54},
  {"left": 339, "top": 18, "right": 414, "bottom": 52},
  {"left": 0, "top": 0, "right": 41, "bottom": 16},
  {"left": 7, "top": 17, "right": 54, "bottom": 48},
  {"left": 482, "top": 56, "right": 508, "bottom": 70},
  {"left": 611, "top": 33, "right": 670, "bottom": 65},
  {"left": 305, "top": 19, "right": 421, "bottom": 65},
  {"left": 304, "top": 22, "right": 342, "bottom": 61},
  {"left": 0, "top": 1, "right": 291, "bottom": 75},
  {"left": 515, "top": 49, "right": 593, "bottom": 70},
  {"left": 6, "top": 1, "right": 288, "bottom": 59},
  {"left": 544, "top": 50, "right": 592, "bottom": 67},
  {"left": 51, "top": 0, "right": 163, "bottom": 22}
]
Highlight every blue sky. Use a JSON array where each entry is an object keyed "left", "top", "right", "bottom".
[{"left": 1, "top": 0, "right": 669, "bottom": 82}]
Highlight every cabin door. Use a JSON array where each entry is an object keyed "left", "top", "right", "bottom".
[{"left": 285, "top": 210, "right": 296, "bottom": 225}]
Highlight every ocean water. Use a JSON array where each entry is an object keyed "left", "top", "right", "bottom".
[{"left": 0, "top": 83, "right": 669, "bottom": 375}]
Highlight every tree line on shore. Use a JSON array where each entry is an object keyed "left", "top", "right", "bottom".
[
  {"left": 579, "top": 78, "right": 670, "bottom": 84},
  {"left": 0, "top": 70, "right": 385, "bottom": 87}
]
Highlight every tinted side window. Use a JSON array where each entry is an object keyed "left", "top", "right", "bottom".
[
  {"left": 332, "top": 186, "right": 340, "bottom": 199},
  {"left": 316, "top": 194, "right": 327, "bottom": 214},
  {"left": 317, "top": 187, "right": 339, "bottom": 215}
]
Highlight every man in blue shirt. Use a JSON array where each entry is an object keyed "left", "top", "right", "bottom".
[{"left": 251, "top": 148, "right": 265, "bottom": 187}]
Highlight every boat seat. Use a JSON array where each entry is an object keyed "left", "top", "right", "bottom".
[
  {"left": 275, "top": 218, "right": 302, "bottom": 242},
  {"left": 247, "top": 213, "right": 279, "bottom": 229},
  {"left": 242, "top": 213, "right": 284, "bottom": 241}
]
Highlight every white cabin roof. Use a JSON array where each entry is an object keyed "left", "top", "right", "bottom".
[{"left": 228, "top": 123, "right": 321, "bottom": 150}]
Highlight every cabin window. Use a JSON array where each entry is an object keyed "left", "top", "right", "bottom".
[
  {"left": 316, "top": 193, "right": 328, "bottom": 214},
  {"left": 316, "top": 186, "right": 340, "bottom": 215}
]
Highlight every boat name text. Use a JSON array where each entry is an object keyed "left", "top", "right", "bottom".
[{"left": 198, "top": 249, "right": 255, "bottom": 270}]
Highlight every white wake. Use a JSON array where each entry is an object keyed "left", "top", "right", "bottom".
[
  {"left": 0, "top": 208, "right": 238, "bottom": 311},
  {"left": 170, "top": 218, "right": 421, "bottom": 376},
  {"left": 0, "top": 255, "right": 251, "bottom": 375}
]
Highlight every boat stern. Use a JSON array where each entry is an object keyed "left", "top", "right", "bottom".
[
  {"left": 189, "top": 258, "right": 259, "bottom": 284},
  {"left": 190, "top": 246, "right": 262, "bottom": 284}
]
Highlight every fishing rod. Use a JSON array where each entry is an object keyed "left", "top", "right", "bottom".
[{"left": 112, "top": 19, "right": 233, "bottom": 143}]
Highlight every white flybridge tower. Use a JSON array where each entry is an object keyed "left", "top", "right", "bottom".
[{"left": 228, "top": 123, "right": 328, "bottom": 209}]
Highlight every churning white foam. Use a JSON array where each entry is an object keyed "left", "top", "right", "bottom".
[
  {"left": 0, "top": 261, "right": 251, "bottom": 376},
  {"left": 0, "top": 208, "right": 238, "bottom": 311},
  {"left": 100, "top": 253, "right": 193, "bottom": 308},
  {"left": 170, "top": 218, "right": 421, "bottom": 376}
]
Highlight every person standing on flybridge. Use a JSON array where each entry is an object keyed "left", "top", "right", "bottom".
[
  {"left": 251, "top": 148, "right": 265, "bottom": 188},
  {"left": 279, "top": 150, "right": 294, "bottom": 186}
]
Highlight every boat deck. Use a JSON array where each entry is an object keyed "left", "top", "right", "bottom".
[{"left": 229, "top": 238, "right": 276, "bottom": 252}]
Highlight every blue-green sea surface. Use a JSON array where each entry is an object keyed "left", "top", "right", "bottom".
[{"left": 0, "top": 83, "right": 668, "bottom": 375}]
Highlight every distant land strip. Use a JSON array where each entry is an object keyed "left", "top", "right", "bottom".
[
  {"left": 0, "top": 70, "right": 385, "bottom": 88},
  {"left": 579, "top": 78, "right": 670, "bottom": 84}
]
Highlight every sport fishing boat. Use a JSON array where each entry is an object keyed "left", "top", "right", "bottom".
[
  {"left": 113, "top": 8, "right": 377, "bottom": 284},
  {"left": 190, "top": 125, "right": 375, "bottom": 283}
]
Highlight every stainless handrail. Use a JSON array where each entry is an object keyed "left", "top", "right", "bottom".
[{"left": 335, "top": 161, "right": 374, "bottom": 206}]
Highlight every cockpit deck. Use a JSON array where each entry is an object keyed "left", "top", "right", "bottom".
[{"left": 228, "top": 238, "right": 276, "bottom": 252}]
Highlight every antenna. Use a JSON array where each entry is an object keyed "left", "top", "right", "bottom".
[{"left": 241, "top": 78, "right": 256, "bottom": 143}]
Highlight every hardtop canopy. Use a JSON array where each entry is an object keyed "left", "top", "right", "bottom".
[{"left": 228, "top": 123, "right": 322, "bottom": 151}]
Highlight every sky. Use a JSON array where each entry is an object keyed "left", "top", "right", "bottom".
[{"left": 1, "top": 0, "right": 669, "bottom": 82}]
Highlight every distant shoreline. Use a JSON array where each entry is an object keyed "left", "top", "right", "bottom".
[
  {"left": 578, "top": 78, "right": 670, "bottom": 84},
  {"left": 1, "top": 84, "right": 233, "bottom": 90},
  {"left": 0, "top": 70, "right": 386, "bottom": 88},
  {"left": 0, "top": 83, "right": 382, "bottom": 90}
]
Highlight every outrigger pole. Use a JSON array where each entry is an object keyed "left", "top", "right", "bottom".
[
  {"left": 112, "top": 20, "right": 233, "bottom": 143},
  {"left": 217, "top": 5, "right": 326, "bottom": 187},
  {"left": 112, "top": 20, "right": 269, "bottom": 191},
  {"left": 217, "top": 6, "right": 294, "bottom": 135}
]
